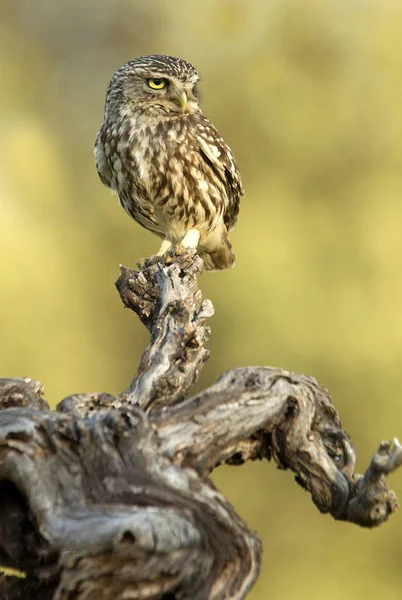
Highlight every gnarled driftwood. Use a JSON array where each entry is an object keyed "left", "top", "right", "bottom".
[{"left": 0, "top": 250, "right": 401, "bottom": 600}]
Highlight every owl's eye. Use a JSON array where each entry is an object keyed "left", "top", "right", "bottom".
[{"left": 147, "top": 78, "right": 167, "bottom": 90}]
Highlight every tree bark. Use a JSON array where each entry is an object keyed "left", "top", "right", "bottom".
[{"left": 0, "top": 250, "right": 400, "bottom": 600}]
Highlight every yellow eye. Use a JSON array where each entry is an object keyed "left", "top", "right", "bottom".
[{"left": 147, "top": 78, "right": 167, "bottom": 90}]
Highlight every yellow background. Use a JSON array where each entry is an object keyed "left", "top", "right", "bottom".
[{"left": 1, "top": 1, "right": 402, "bottom": 598}]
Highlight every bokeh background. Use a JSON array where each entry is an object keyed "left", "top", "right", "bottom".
[{"left": 1, "top": 0, "right": 402, "bottom": 597}]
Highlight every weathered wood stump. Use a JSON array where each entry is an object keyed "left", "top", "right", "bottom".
[{"left": 0, "top": 250, "right": 400, "bottom": 600}]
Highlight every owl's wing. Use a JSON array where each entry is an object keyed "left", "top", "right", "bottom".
[
  {"left": 94, "top": 129, "right": 114, "bottom": 190},
  {"left": 196, "top": 120, "right": 244, "bottom": 231}
]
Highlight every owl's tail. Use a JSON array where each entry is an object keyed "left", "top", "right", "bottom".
[{"left": 201, "top": 225, "right": 236, "bottom": 271}]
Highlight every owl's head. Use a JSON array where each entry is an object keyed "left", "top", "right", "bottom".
[{"left": 105, "top": 55, "right": 201, "bottom": 119}]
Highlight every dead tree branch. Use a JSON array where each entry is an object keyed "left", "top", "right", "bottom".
[{"left": 0, "top": 251, "right": 400, "bottom": 600}]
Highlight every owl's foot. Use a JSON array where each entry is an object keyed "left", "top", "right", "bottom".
[
  {"left": 139, "top": 231, "right": 199, "bottom": 268},
  {"left": 136, "top": 255, "right": 163, "bottom": 270},
  {"left": 136, "top": 251, "right": 186, "bottom": 271},
  {"left": 133, "top": 239, "right": 175, "bottom": 269},
  {"left": 161, "top": 229, "right": 200, "bottom": 261},
  {"left": 136, "top": 245, "right": 200, "bottom": 272},
  {"left": 173, "top": 245, "right": 186, "bottom": 257},
  {"left": 164, "top": 246, "right": 199, "bottom": 267}
]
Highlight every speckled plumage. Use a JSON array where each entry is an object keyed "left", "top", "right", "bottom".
[{"left": 95, "top": 55, "right": 244, "bottom": 270}]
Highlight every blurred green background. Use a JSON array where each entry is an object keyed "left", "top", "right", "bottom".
[{"left": 1, "top": 0, "right": 402, "bottom": 597}]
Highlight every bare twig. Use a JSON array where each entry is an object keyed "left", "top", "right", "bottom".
[{"left": 115, "top": 250, "right": 213, "bottom": 412}]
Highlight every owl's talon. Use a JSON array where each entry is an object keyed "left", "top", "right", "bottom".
[
  {"left": 137, "top": 249, "right": 194, "bottom": 271},
  {"left": 136, "top": 256, "right": 162, "bottom": 271},
  {"left": 169, "top": 245, "right": 198, "bottom": 263},
  {"left": 175, "top": 245, "right": 186, "bottom": 256},
  {"left": 163, "top": 253, "right": 174, "bottom": 265},
  {"left": 160, "top": 247, "right": 179, "bottom": 265},
  {"left": 136, "top": 257, "right": 148, "bottom": 270}
]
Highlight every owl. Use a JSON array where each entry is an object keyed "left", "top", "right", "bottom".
[{"left": 94, "top": 55, "right": 244, "bottom": 270}]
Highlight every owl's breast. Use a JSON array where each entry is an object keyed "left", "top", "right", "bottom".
[
  {"left": 120, "top": 117, "right": 227, "bottom": 241},
  {"left": 129, "top": 122, "right": 188, "bottom": 210},
  {"left": 129, "top": 121, "right": 189, "bottom": 188}
]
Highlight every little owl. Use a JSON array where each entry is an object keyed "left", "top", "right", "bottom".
[{"left": 95, "top": 55, "right": 244, "bottom": 270}]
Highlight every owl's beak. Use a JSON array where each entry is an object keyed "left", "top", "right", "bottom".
[{"left": 179, "top": 91, "right": 188, "bottom": 111}]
